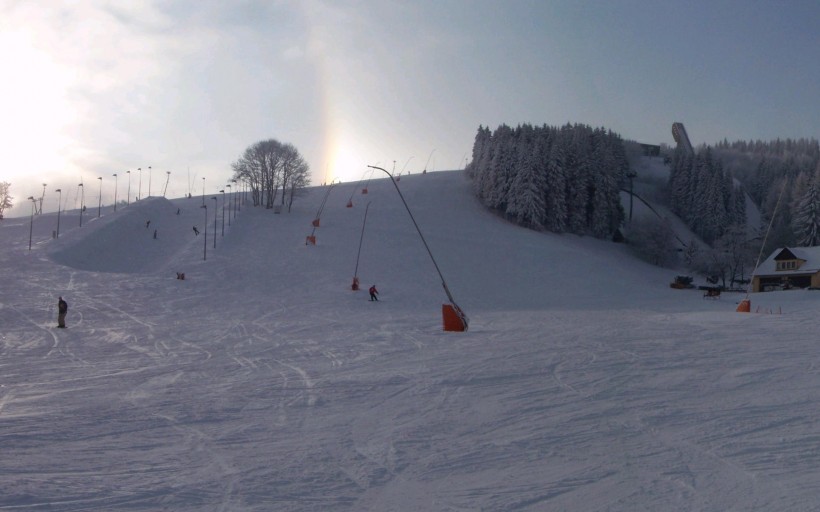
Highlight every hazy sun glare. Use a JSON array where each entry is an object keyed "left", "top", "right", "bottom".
[
  {"left": 324, "top": 141, "right": 370, "bottom": 185},
  {"left": 0, "top": 31, "right": 77, "bottom": 182}
]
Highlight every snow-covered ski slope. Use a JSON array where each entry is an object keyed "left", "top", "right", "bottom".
[{"left": 2, "top": 170, "right": 819, "bottom": 511}]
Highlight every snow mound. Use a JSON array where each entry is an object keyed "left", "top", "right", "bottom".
[{"left": 48, "top": 196, "right": 202, "bottom": 274}]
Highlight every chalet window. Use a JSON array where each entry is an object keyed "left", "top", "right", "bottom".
[{"left": 777, "top": 260, "right": 799, "bottom": 270}]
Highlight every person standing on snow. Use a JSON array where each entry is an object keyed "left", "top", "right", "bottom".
[
  {"left": 369, "top": 285, "right": 379, "bottom": 301},
  {"left": 57, "top": 296, "right": 68, "bottom": 328}
]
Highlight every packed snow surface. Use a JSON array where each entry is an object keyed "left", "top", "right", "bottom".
[{"left": 1, "top": 170, "right": 819, "bottom": 511}]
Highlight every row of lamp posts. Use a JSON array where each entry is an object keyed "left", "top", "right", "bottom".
[
  {"left": 28, "top": 171, "right": 249, "bottom": 257},
  {"left": 198, "top": 179, "right": 244, "bottom": 260},
  {"left": 28, "top": 167, "right": 155, "bottom": 247}
]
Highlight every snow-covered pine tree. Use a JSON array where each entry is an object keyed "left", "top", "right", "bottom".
[
  {"left": 793, "top": 179, "right": 820, "bottom": 246},
  {"left": 542, "top": 128, "right": 567, "bottom": 232},
  {"left": 588, "top": 142, "right": 612, "bottom": 237},
  {"left": 702, "top": 166, "right": 729, "bottom": 244},
  {"left": 506, "top": 128, "right": 546, "bottom": 229},
  {"left": 473, "top": 129, "right": 498, "bottom": 202},
  {"left": 589, "top": 131, "right": 626, "bottom": 237},
  {"left": 730, "top": 184, "right": 747, "bottom": 227},
  {"left": 689, "top": 150, "right": 712, "bottom": 236},
  {"left": 467, "top": 125, "right": 491, "bottom": 179},
  {"left": 668, "top": 147, "right": 693, "bottom": 220},
  {"left": 484, "top": 125, "right": 515, "bottom": 210},
  {"left": 563, "top": 125, "right": 589, "bottom": 234}
]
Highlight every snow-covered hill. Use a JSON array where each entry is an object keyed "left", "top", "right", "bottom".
[{"left": 1, "top": 170, "right": 819, "bottom": 511}]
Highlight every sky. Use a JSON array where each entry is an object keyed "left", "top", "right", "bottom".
[
  {"left": 1, "top": 0, "right": 818, "bottom": 216},
  {"left": 4, "top": 169, "right": 820, "bottom": 509}
]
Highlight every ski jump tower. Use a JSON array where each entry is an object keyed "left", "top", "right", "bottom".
[{"left": 672, "top": 122, "right": 694, "bottom": 156}]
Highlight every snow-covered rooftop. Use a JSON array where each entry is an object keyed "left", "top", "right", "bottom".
[{"left": 754, "top": 246, "right": 820, "bottom": 276}]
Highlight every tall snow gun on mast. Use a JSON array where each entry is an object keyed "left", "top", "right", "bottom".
[
  {"left": 367, "top": 165, "right": 468, "bottom": 331},
  {"left": 739, "top": 180, "right": 788, "bottom": 312},
  {"left": 307, "top": 181, "right": 336, "bottom": 245},
  {"left": 351, "top": 201, "right": 372, "bottom": 290}
]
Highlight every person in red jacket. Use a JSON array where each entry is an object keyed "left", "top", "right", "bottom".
[{"left": 369, "top": 285, "right": 379, "bottom": 301}]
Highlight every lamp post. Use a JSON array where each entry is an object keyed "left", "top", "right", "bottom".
[
  {"left": 126, "top": 170, "right": 131, "bottom": 205},
  {"left": 137, "top": 167, "right": 142, "bottom": 201},
  {"left": 232, "top": 179, "right": 238, "bottom": 216},
  {"left": 225, "top": 184, "right": 231, "bottom": 226},
  {"left": 113, "top": 173, "right": 118, "bottom": 211},
  {"left": 220, "top": 189, "right": 225, "bottom": 236},
  {"left": 202, "top": 177, "right": 205, "bottom": 206},
  {"left": 97, "top": 176, "right": 102, "bottom": 217},
  {"left": 78, "top": 183, "right": 84, "bottom": 227},
  {"left": 27, "top": 196, "right": 35, "bottom": 250},
  {"left": 200, "top": 204, "right": 207, "bottom": 261},
  {"left": 39, "top": 183, "right": 46, "bottom": 215},
  {"left": 163, "top": 171, "right": 170, "bottom": 197},
  {"left": 55, "top": 188, "right": 62, "bottom": 238},
  {"left": 148, "top": 166, "right": 152, "bottom": 197},
  {"left": 211, "top": 197, "right": 217, "bottom": 249}
]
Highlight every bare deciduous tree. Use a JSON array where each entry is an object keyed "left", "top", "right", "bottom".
[
  {"left": 232, "top": 139, "right": 310, "bottom": 210},
  {"left": 0, "top": 182, "right": 13, "bottom": 220},
  {"left": 626, "top": 216, "right": 678, "bottom": 267}
]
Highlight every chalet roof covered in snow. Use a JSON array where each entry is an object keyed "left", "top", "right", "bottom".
[{"left": 754, "top": 246, "right": 820, "bottom": 276}]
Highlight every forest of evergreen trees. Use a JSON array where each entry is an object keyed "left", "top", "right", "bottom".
[
  {"left": 663, "top": 137, "right": 820, "bottom": 287},
  {"left": 466, "top": 123, "right": 629, "bottom": 239},
  {"left": 465, "top": 123, "right": 820, "bottom": 285},
  {"left": 667, "top": 146, "right": 747, "bottom": 245},
  {"left": 712, "top": 138, "right": 820, "bottom": 252}
]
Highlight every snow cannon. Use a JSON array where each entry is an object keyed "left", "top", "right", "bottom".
[
  {"left": 443, "top": 304, "right": 468, "bottom": 332},
  {"left": 365, "top": 165, "right": 469, "bottom": 332},
  {"left": 736, "top": 299, "right": 751, "bottom": 313}
]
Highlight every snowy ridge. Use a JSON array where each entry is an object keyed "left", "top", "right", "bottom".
[{"left": 1, "top": 170, "right": 820, "bottom": 510}]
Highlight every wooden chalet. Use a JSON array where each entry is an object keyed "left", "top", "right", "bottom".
[{"left": 752, "top": 246, "right": 820, "bottom": 292}]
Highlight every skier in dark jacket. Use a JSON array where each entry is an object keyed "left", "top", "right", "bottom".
[
  {"left": 57, "top": 296, "right": 68, "bottom": 328},
  {"left": 369, "top": 285, "right": 379, "bottom": 301}
]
